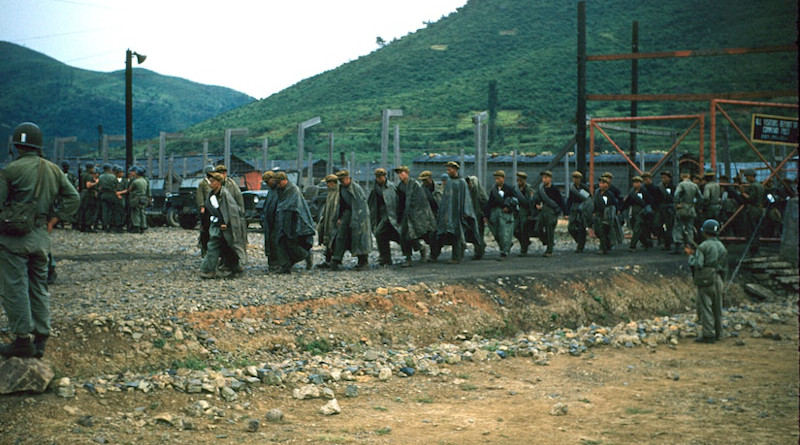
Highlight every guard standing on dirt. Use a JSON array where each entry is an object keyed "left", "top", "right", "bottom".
[
  {"left": 672, "top": 171, "right": 703, "bottom": 254},
  {"left": 368, "top": 168, "right": 401, "bottom": 266},
  {"left": 77, "top": 162, "right": 99, "bottom": 232},
  {"left": 567, "top": 171, "right": 592, "bottom": 253},
  {"left": 199, "top": 172, "right": 246, "bottom": 279},
  {"left": 739, "top": 168, "right": 765, "bottom": 256},
  {"left": 331, "top": 170, "right": 372, "bottom": 271},
  {"left": 394, "top": 166, "right": 435, "bottom": 267},
  {"left": 97, "top": 163, "right": 117, "bottom": 232},
  {"left": 316, "top": 174, "right": 340, "bottom": 268},
  {"left": 486, "top": 170, "right": 518, "bottom": 259},
  {"left": 513, "top": 172, "right": 535, "bottom": 256},
  {"left": 534, "top": 170, "right": 567, "bottom": 258},
  {"left": 196, "top": 166, "right": 214, "bottom": 256},
  {"left": 127, "top": 167, "right": 149, "bottom": 233},
  {"left": 685, "top": 219, "right": 727, "bottom": 343},
  {"left": 0, "top": 122, "right": 80, "bottom": 358}
]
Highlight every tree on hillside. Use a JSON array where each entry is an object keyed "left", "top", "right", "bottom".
[{"left": 376, "top": 36, "right": 387, "bottom": 48}]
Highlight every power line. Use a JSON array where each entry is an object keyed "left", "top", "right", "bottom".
[{"left": 10, "top": 25, "right": 118, "bottom": 43}]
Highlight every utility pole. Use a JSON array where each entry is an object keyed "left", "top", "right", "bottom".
[{"left": 380, "top": 109, "right": 402, "bottom": 169}]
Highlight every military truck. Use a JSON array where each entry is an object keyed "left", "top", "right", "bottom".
[
  {"left": 145, "top": 178, "right": 168, "bottom": 227},
  {"left": 165, "top": 177, "right": 205, "bottom": 229}
]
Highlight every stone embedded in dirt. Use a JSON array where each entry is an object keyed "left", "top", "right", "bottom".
[
  {"left": 345, "top": 385, "right": 358, "bottom": 397},
  {"left": 57, "top": 377, "right": 76, "bottom": 398},
  {"left": 265, "top": 408, "right": 284, "bottom": 422},
  {"left": 399, "top": 366, "right": 415, "bottom": 377},
  {"left": 0, "top": 357, "right": 54, "bottom": 394},
  {"left": 378, "top": 367, "right": 392, "bottom": 381},
  {"left": 221, "top": 386, "right": 237, "bottom": 402},
  {"left": 319, "top": 399, "right": 341, "bottom": 415},
  {"left": 77, "top": 415, "right": 95, "bottom": 427},
  {"left": 549, "top": 402, "right": 568, "bottom": 416},
  {"left": 293, "top": 384, "right": 320, "bottom": 400},
  {"left": 363, "top": 350, "right": 380, "bottom": 361},
  {"left": 247, "top": 419, "right": 259, "bottom": 432},
  {"left": 322, "top": 387, "right": 335, "bottom": 399}
]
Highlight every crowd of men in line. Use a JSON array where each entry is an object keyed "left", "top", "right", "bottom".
[{"left": 194, "top": 158, "right": 791, "bottom": 278}]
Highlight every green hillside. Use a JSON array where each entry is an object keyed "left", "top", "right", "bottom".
[
  {"left": 0, "top": 41, "right": 254, "bottom": 157},
  {"left": 180, "top": 0, "right": 796, "bottom": 164}
]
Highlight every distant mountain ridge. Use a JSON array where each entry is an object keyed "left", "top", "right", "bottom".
[
  {"left": 0, "top": 41, "right": 254, "bottom": 157},
  {"left": 183, "top": 0, "right": 796, "bottom": 162}
]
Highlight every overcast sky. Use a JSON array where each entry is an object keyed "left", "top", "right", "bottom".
[{"left": 1, "top": 0, "right": 468, "bottom": 99}]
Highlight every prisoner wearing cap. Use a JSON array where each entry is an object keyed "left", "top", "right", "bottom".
[
  {"left": 660, "top": 170, "right": 672, "bottom": 177},
  {"left": 493, "top": 170, "right": 505, "bottom": 177},
  {"left": 274, "top": 171, "right": 288, "bottom": 181},
  {"left": 336, "top": 169, "right": 350, "bottom": 178},
  {"left": 641, "top": 172, "right": 652, "bottom": 179},
  {"left": 418, "top": 170, "right": 432, "bottom": 180},
  {"left": 262, "top": 170, "right": 275, "bottom": 181},
  {"left": 516, "top": 171, "right": 528, "bottom": 179},
  {"left": 632, "top": 176, "right": 643, "bottom": 183},
  {"left": 374, "top": 167, "right": 387, "bottom": 177},
  {"left": 393, "top": 165, "right": 410, "bottom": 174},
  {"left": 215, "top": 165, "right": 228, "bottom": 172},
  {"left": 599, "top": 176, "right": 610, "bottom": 184},
  {"left": 324, "top": 174, "right": 338, "bottom": 183},
  {"left": 540, "top": 170, "right": 553, "bottom": 177},
  {"left": 444, "top": 161, "right": 460, "bottom": 169},
  {"left": 208, "top": 172, "right": 224, "bottom": 182},
  {"left": 571, "top": 171, "right": 583, "bottom": 178},
  {"left": 601, "top": 171, "right": 613, "bottom": 179}
]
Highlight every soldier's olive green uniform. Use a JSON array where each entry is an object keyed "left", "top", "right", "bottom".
[
  {"left": 742, "top": 180, "right": 765, "bottom": 255},
  {"left": 672, "top": 178, "right": 703, "bottom": 249},
  {"left": 129, "top": 176, "right": 148, "bottom": 231},
  {"left": 114, "top": 175, "right": 128, "bottom": 229},
  {"left": 688, "top": 237, "right": 727, "bottom": 340},
  {"left": 97, "top": 170, "right": 118, "bottom": 230},
  {"left": 0, "top": 152, "right": 79, "bottom": 337},
  {"left": 78, "top": 170, "right": 98, "bottom": 231}
]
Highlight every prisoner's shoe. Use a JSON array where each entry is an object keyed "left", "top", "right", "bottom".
[
  {"left": 0, "top": 336, "right": 35, "bottom": 358},
  {"left": 199, "top": 271, "right": 216, "bottom": 279},
  {"left": 229, "top": 265, "right": 245, "bottom": 277},
  {"left": 33, "top": 334, "right": 49, "bottom": 358}
]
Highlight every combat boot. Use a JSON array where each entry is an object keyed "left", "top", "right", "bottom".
[
  {"left": 330, "top": 260, "right": 342, "bottom": 271},
  {"left": 420, "top": 245, "right": 429, "bottom": 262},
  {"left": 33, "top": 334, "right": 49, "bottom": 358},
  {"left": 0, "top": 336, "right": 35, "bottom": 358}
]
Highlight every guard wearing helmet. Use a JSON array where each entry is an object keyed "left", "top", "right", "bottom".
[
  {"left": 0, "top": 122, "right": 80, "bottom": 357},
  {"left": 78, "top": 162, "right": 99, "bottom": 232},
  {"left": 127, "top": 167, "right": 149, "bottom": 233},
  {"left": 97, "top": 163, "right": 119, "bottom": 232},
  {"left": 685, "top": 219, "right": 728, "bottom": 343}
]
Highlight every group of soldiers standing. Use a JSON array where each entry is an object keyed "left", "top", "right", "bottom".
[{"left": 68, "top": 161, "right": 150, "bottom": 234}]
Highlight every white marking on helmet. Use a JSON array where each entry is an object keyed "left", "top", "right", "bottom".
[{"left": 21, "top": 133, "right": 27, "bottom": 143}]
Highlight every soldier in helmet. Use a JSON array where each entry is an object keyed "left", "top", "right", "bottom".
[
  {"left": 685, "top": 219, "right": 728, "bottom": 343},
  {"left": 97, "top": 163, "right": 118, "bottom": 232},
  {"left": 0, "top": 122, "right": 80, "bottom": 357},
  {"left": 78, "top": 162, "right": 99, "bottom": 232},
  {"left": 112, "top": 165, "right": 128, "bottom": 231},
  {"left": 739, "top": 168, "right": 765, "bottom": 256},
  {"left": 127, "top": 167, "right": 149, "bottom": 233}
]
